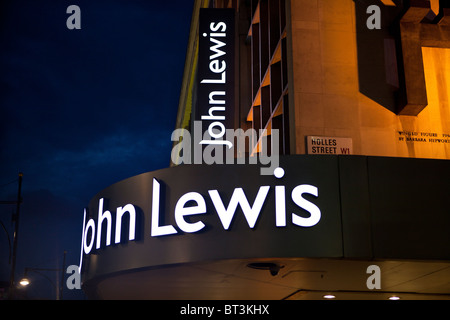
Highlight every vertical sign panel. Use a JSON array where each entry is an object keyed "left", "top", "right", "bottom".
[{"left": 197, "top": 8, "right": 235, "bottom": 148}]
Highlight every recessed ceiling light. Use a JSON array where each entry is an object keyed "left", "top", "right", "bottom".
[
  {"left": 389, "top": 296, "right": 400, "bottom": 300},
  {"left": 323, "top": 294, "right": 336, "bottom": 299}
]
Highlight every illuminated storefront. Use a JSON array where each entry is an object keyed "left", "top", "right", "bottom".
[{"left": 80, "top": 0, "right": 450, "bottom": 299}]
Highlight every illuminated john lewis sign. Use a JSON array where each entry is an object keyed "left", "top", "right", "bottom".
[
  {"left": 78, "top": 167, "right": 321, "bottom": 272},
  {"left": 197, "top": 8, "right": 235, "bottom": 149}
]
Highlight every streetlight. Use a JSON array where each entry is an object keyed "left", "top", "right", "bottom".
[
  {"left": 19, "top": 267, "right": 61, "bottom": 300},
  {"left": 18, "top": 251, "right": 67, "bottom": 300}
]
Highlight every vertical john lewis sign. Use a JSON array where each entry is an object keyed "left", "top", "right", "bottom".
[{"left": 197, "top": 8, "right": 235, "bottom": 148}]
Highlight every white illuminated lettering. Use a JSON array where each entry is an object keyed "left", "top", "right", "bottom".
[
  {"left": 96, "top": 198, "right": 112, "bottom": 249},
  {"left": 84, "top": 218, "right": 96, "bottom": 255},
  {"left": 200, "top": 71, "right": 226, "bottom": 84},
  {"left": 79, "top": 200, "right": 138, "bottom": 272},
  {"left": 200, "top": 20, "right": 233, "bottom": 149},
  {"left": 209, "top": 60, "right": 226, "bottom": 73},
  {"left": 208, "top": 91, "right": 225, "bottom": 105},
  {"left": 291, "top": 185, "right": 321, "bottom": 227},
  {"left": 201, "top": 106, "right": 225, "bottom": 121},
  {"left": 115, "top": 204, "right": 136, "bottom": 243},
  {"left": 78, "top": 208, "right": 87, "bottom": 273},
  {"left": 208, "top": 37, "right": 227, "bottom": 60},
  {"left": 209, "top": 186, "right": 270, "bottom": 230},
  {"left": 151, "top": 178, "right": 178, "bottom": 237},
  {"left": 199, "top": 139, "right": 233, "bottom": 149},
  {"left": 208, "top": 121, "right": 226, "bottom": 139},
  {"left": 79, "top": 167, "right": 323, "bottom": 266},
  {"left": 175, "top": 192, "right": 207, "bottom": 233},
  {"left": 275, "top": 185, "right": 286, "bottom": 227},
  {"left": 274, "top": 167, "right": 286, "bottom": 227},
  {"left": 210, "top": 21, "right": 226, "bottom": 32}
]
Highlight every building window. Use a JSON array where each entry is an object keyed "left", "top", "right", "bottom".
[
  {"left": 209, "top": 0, "right": 290, "bottom": 156},
  {"left": 246, "top": 0, "right": 290, "bottom": 156}
]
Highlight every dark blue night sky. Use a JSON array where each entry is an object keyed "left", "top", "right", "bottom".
[{"left": 0, "top": 0, "right": 194, "bottom": 299}]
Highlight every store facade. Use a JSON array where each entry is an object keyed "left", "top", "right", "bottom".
[{"left": 80, "top": 0, "right": 450, "bottom": 299}]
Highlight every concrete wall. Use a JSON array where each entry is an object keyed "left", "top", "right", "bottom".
[{"left": 289, "top": 0, "right": 450, "bottom": 159}]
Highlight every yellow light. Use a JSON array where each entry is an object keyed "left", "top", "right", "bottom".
[
  {"left": 323, "top": 294, "right": 336, "bottom": 299},
  {"left": 380, "top": 0, "right": 396, "bottom": 6},
  {"left": 19, "top": 278, "right": 30, "bottom": 286},
  {"left": 389, "top": 296, "right": 400, "bottom": 300}
]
